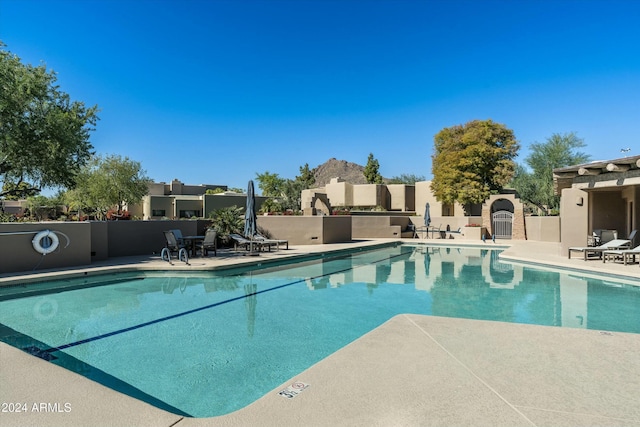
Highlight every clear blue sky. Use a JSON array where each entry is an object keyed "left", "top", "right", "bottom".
[{"left": 2, "top": 0, "right": 639, "bottom": 193}]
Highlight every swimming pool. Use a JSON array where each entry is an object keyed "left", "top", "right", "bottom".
[{"left": 1, "top": 244, "right": 639, "bottom": 417}]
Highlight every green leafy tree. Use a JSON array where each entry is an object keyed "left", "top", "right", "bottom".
[
  {"left": 431, "top": 119, "right": 519, "bottom": 209},
  {"left": 71, "top": 154, "right": 150, "bottom": 219},
  {"left": 512, "top": 132, "right": 590, "bottom": 215},
  {"left": 387, "top": 173, "right": 426, "bottom": 184},
  {"left": 205, "top": 187, "right": 225, "bottom": 194},
  {"left": 363, "top": 153, "right": 383, "bottom": 184},
  {"left": 0, "top": 43, "right": 99, "bottom": 198},
  {"left": 256, "top": 164, "right": 316, "bottom": 212},
  {"left": 25, "top": 194, "right": 56, "bottom": 221},
  {"left": 1, "top": 181, "right": 38, "bottom": 200},
  {"left": 255, "top": 171, "right": 285, "bottom": 198},
  {"left": 297, "top": 163, "right": 316, "bottom": 188}
]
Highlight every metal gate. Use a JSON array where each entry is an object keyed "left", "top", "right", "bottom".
[{"left": 492, "top": 210, "right": 513, "bottom": 239}]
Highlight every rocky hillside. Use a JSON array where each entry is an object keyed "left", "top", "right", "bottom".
[{"left": 312, "top": 158, "right": 369, "bottom": 186}]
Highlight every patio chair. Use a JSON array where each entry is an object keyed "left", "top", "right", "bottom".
[
  {"left": 602, "top": 244, "right": 640, "bottom": 265},
  {"left": 255, "top": 232, "right": 289, "bottom": 250},
  {"left": 428, "top": 224, "right": 442, "bottom": 239},
  {"left": 199, "top": 229, "right": 217, "bottom": 257},
  {"left": 162, "top": 230, "right": 189, "bottom": 263},
  {"left": 568, "top": 239, "right": 632, "bottom": 261},
  {"left": 587, "top": 231, "right": 602, "bottom": 247},
  {"left": 170, "top": 229, "right": 185, "bottom": 245}
]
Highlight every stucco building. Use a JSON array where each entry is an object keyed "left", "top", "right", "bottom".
[
  {"left": 554, "top": 155, "right": 640, "bottom": 254},
  {"left": 129, "top": 179, "right": 267, "bottom": 220}
]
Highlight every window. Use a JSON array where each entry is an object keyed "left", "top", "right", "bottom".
[
  {"left": 179, "top": 210, "right": 201, "bottom": 218},
  {"left": 152, "top": 209, "right": 166, "bottom": 217}
]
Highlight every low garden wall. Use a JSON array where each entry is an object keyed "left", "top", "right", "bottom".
[
  {"left": 524, "top": 216, "right": 561, "bottom": 242},
  {"left": 257, "top": 215, "right": 352, "bottom": 245},
  {"left": 0, "top": 220, "right": 211, "bottom": 274}
]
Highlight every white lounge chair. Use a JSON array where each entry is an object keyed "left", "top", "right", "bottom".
[
  {"left": 602, "top": 245, "right": 640, "bottom": 265},
  {"left": 568, "top": 239, "right": 631, "bottom": 261}
]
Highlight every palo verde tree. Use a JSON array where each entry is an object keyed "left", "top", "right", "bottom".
[
  {"left": 65, "top": 154, "right": 150, "bottom": 219},
  {"left": 0, "top": 42, "right": 99, "bottom": 198},
  {"left": 512, "top": 132, "right": 590, "bottom": 215},
  {"left": 363, "top": 153, "right": 383, "bottom": 184},
  {"left": 431, "top": 119, "right": 519, "bottom": 211}
]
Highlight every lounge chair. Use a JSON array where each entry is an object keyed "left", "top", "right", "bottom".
[
  {"left": 229, "top": 233, "right": 270, "bottom": 252},
  {"left": 198, "top": 229, "right": 217, "bottom": 257},
  {"left": 602, "top": 245, "right": 640, "bottom": 265},
  {"left": 444, "top": 226, "right": 463, "bottom": 239},
  {"left": 254, "top": 233, "right": 288, "bottom": 250},
  {"left": 568, "top": 239, "right": 632, "bottom": 261}
]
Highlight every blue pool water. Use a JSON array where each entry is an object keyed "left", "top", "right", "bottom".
[{"left": 0, "top": 244, "right": 639, "bottom": 417}]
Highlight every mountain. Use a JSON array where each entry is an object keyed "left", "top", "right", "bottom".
[{"left": 312, "top": 158, "right": 369, "bottom": 187}]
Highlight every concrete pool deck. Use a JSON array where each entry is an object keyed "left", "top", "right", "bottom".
[{"left": 1, "top": 239, "right": 639, "bottom": 427}]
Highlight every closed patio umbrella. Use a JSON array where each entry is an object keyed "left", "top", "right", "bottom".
[
  {"left": 424, "top": 202, "right": 431, "bottom": 227},
  {"left": 244, "top": 180, "right": 258, "bottom": 255},
  {"left": 244, "top": 180, "right": 257, "bottom": 238}
]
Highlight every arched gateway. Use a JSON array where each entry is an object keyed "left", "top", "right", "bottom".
[{"left": 482, "top": 194, "right": 527, "bottom": 240}]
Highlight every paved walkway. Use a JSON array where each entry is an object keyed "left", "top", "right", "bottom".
[{"left": 1, "top": 239, "right": 639, "bottom": 427}]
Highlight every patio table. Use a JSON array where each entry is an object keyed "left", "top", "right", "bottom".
[{"left": 182, "top": 235, "right": 204, "bottom": 257}]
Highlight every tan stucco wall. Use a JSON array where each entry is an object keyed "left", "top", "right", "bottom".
[
  {"left": 560, "top": 188, "right": 590, "bottom": 254},
  {"left": 590, "top": 191, "right": 627, "bottom": 238},
  {"left": 90, "top": 221, "right": 108, "bottom": 261},
  {"left": 0, "top": 220, "right": 212, "bottom": 274},
  {"left": 352, "top": 216, "right": 411, "bottom": 238},
  {"left": 351, "top": 184, "right": 385, "bottom": 207},
  {"left": 147, "top": 183, "right": 166, "bottom": 196},
  {"left": 414, "top": 181, "right": 466, "bottom": 218},
  {"left": 325, "top": 181, "right": 353, "bottom": 206},
  {"left": 257, "top": 216, "right": 351, "bottom": 245},
  {"left": 387, "top": 185, "right": 415, "bottom": 211},
  {"left": 524, "top": 216, "right": 561, "bottom": 242},
  {"left": 0, "top": 222, "right": 92, "bottom": 274},
  {"left": 105, "top": 220, "right": 208, "bottom": 257},
  {"left": 145, "top": 196, "right": 174, "bottom": 219}
]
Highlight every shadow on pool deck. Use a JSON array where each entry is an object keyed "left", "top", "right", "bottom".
[{"left": 1, "top": 239, "right": 639, "bottom": 427}]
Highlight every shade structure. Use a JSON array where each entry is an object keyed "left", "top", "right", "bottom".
[
  {"left": 244, "top": 180, "right": 257, "bottom": 238},
  {"left": 424, "top": 202, "right": 431, "bottom": 227}
]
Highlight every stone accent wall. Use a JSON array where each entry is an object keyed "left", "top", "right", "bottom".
[{"left": 482, "top": 194, "right": 527, "bottom": 240}]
